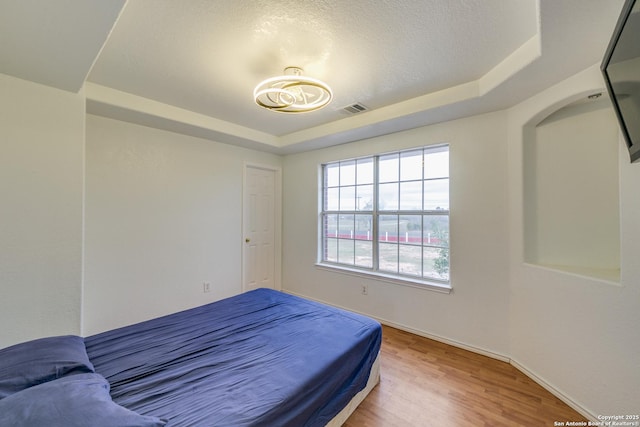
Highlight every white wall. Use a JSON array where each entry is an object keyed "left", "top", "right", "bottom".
[
  {"left": 0, "top": 73, "right": 85, "bottom": 348},
  {"left": 83, "top": 115, "right": 282, "bottom": 335},
  {"left": 282, "top": 110, "right": 511, "bottom": 357},
  {"left": 283, "top": 64, "right": 639, "bottom": 418},
  {"left": 524, "top": 99, "right": 620, "bottom": 275},
  {"left": 2, "top": 61, "right": 637, "bottom": 417},
  {"left": 508, "top": 65, "right": 640, "bottom": 417}
]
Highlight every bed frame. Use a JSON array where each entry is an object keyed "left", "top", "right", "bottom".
[{"left": 326, "top": 354, "right": 380, "bottom": 426}]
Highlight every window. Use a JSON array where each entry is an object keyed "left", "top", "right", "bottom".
[{"left": 320, "top": 145, "right": 450, "bottom": 288}]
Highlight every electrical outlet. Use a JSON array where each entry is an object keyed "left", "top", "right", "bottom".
[
  {"left": 203, "top": 282, "right": 211, "bottom": 293},
  {"left": 361, "top": 285, "right": 368, "bottom": 295}
]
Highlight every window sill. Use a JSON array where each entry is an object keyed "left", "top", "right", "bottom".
[{"left": 315, "top": 263, "right": 452, "bottom": 294}]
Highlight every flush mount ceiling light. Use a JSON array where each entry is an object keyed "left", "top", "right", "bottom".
[{"left": 254, "top": 67, "right": 333, "bottom": 113}]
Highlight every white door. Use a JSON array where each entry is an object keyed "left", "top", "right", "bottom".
[{"left": 243, "top": 165, "right": 278, "bottom": 291}]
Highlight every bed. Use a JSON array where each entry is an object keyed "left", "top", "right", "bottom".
[{"left": 0, "top": 288, "right": 382, "bottom": 426}]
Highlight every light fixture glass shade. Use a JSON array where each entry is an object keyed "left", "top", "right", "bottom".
[{"left": 254, "top": 67, "right": 333, "bottom": 113}]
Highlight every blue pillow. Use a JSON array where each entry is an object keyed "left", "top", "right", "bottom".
[
  {"left": 0, "top": 373, "right": 167, "bottom": 427},
  {"left": 0, "top": 335, "right": 95, "bottom": 399}
]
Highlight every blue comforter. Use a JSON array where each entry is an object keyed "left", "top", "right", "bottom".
[{"left": 84, "top": 289, "right": 381, "bottom": 426}]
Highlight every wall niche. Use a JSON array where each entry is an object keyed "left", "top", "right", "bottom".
[{"left": 523, "top": 95, "right": 620, "bottom": 282}]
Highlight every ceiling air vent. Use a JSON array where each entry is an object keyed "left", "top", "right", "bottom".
[{"left": 341, "top": 103, "right": 369, "bottom": 114}]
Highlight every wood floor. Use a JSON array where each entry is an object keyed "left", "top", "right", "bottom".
[{"left": 344, "top": 325, "right": 586, "bottom": 427}]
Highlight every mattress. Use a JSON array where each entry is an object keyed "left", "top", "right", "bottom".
[{"left": 84, "top": 289, "right": 382, "bottom": 426}]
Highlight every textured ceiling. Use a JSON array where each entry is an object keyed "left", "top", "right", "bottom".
[
  {"left": 87, "top": 0, "right": 537, "bottom": 136},
  {"left": 0, "top": 0, "right": 626, "bottom": 153},
  {"left": 0, "top": 0, "right": 125, "bottom": 91}
]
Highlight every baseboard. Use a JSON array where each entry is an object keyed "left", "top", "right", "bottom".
[
  {"left": 283, "top": 290, "right": 509, "bottom": 362},
  {"left": 377, "top": 317, "right": 511, "bottom": 362},
  {"left": 509, "top": 359, "right": 597, "bottom": 422},
  {"left": 283, "top": 289, "right": 596, "bottom": 423},
  {"left": 375, "top": 319, "right": 597, "bottom": 421}
]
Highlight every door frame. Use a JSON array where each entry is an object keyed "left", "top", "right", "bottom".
[{"left": 242, "top": 162, "right": 282, "bottom": 292}]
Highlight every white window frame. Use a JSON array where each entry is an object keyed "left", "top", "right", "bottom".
[{"left": 317, "top": 144, "right": 451, "bottom": 293}]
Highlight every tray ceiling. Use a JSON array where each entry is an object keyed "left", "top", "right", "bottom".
[{"left": 0, "top": 0, "right": 625, "bottom": 153}]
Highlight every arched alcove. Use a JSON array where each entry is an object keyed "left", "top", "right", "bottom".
[{"left": 522, "top": 94, "right": 620, "bottom": 282}]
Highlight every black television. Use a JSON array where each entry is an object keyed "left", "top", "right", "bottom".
[{"left": 601, "top": 0, "right": 640, "bottom": 163}]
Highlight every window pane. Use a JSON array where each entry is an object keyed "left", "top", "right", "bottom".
[
  {"left": 326, "top": 187, "right": 339, "bottom": 210},
  {"left": 379, "top": 215, "right": 398, "bottom": 242},
  {"left": 355, "top": 214, "right": 372, "bottom": 241},
  {"left": 337, "top": 239, "right": 355, "bottom": 265},
  {"left": 324, "top": 214, "right": 338, "bottom": 238},
  {"left": 379, "top": 153, "right": 399, "bottom": 183},
  {"left": 356, "top": 184, "right": 374, "bottom": 211},
  {"left": 357, "top": 158, "right": 374, "bottom": 185},
  {"left": 324, "top": 238, "right": 337, "bottom": 262},
  {"left": 423, "top": 246, "right": 449, "bottom": 280},
  {"left": 338, "top": 214, "right": 354, "bottom": 239},
  {"left": 399, "top": 181, "right": 422, "bottom": 210},
  {"left": 340, "top": 160, "right": 356, "bottom": 186},
  {"left": 399, "top": 215, "right": 421, "bottom": 245},
  {"left": 339, "top": 186, "right": 356, "bottom": 211},
  {"left": 321, "top": 146, "right": 449, "bottom": 284},
  {"left": 399, "top": 244, "right": 422, "bottom": 277},
  {"left": 424, "top": 148, "right": 449, "bottom": 179},
  {"left": 400, "top": 150, "right": 423, "bottom": 181},
  {"left": 379, "top": 182, "right": 399, "bottom": 210},
  {"left": 379, "top": 242, "right": 398, "bottom": 273},
  {"left": 355, "top": 240, "right": 373, "bottom": 268},
  {"left": 326, "top": 163, "right": 339, "bottom": 187},
  {"left": 423, "top": 215, "right": 449, "bottom": 248},
  {"left": 424, "top": 178, "right": 449, "bottom": 210}
]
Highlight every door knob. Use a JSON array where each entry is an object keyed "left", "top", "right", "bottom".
[{"left": 245, "top": 238, "right": 250, "bottom": 243}]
